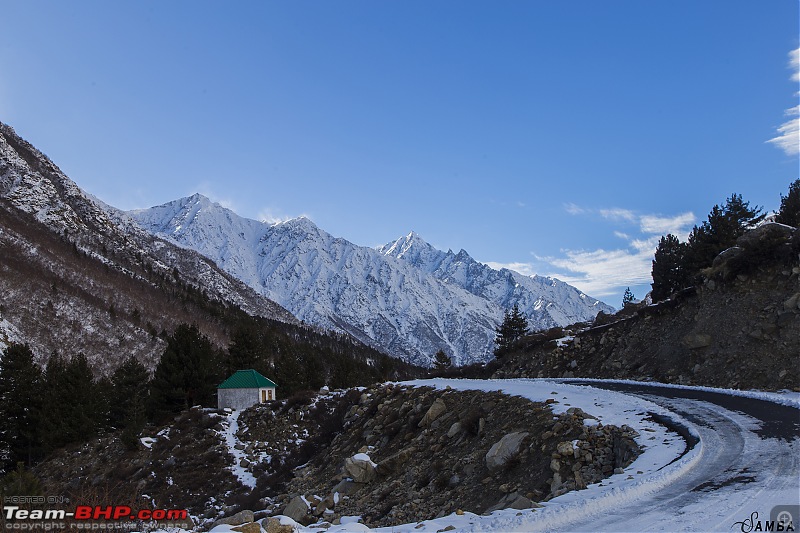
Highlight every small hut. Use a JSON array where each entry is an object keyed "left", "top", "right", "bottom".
[{"left": 217, "top": 369, "right": 277, "bottom": 410}]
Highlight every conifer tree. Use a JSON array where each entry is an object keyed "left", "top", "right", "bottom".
[
  {"left": 684, "top": 193, "right": 764, "bottom": 277},
  {"left": 775, "top": 178, "right": 800, "bottom": 227},
  {"left": 622, "top": 287, "right": 635, "bottom": 307},
  {"left": 226, "top": 324, "right": 263, "bottom": 374},
  {"left": 41, "top": 353, "right": 102, "bottom": 449},
  {"left": 111, "top": 357, "right": 150, "bottom": 449},
  {"left": 494, "top": 304, "right": 529, "bottom": 356},
  {"left": 651, "top": 234, "right": 689, "bottom": 302},
  {"left": 149, "top": 324, "right": 221, "bottom": 420},
  {"left": 0, "top": 344, "right": 43, "bottom": 471},
  {"left": 433, "top": 349, "right": 452, "bottom": 370}
]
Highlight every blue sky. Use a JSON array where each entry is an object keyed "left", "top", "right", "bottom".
[{"left": 1, "top": 1, "right": 798, "bottom": 307}]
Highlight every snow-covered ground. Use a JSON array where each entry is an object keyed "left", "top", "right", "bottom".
[
  {"left": 177, "top": 378, "right": 799, "bottom": 533},
  {"left": 219, "top": 409, "right": 258, "bottom": 489}
]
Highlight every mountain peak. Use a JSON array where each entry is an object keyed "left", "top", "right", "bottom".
[{"left": 185, "top": 192, "right": 214, "bottom": 205}]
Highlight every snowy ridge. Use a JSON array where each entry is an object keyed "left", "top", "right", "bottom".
[
  {"left": 128, "top": 196, "right": 612, "bottom": 366},
  {"left": 379, "top": 232, "right": 615, "bottom": 330},
  {"left": 0, "top": 122, "right": 296, "bottom": 325}
]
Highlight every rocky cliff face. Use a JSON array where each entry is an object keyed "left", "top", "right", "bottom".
[{"left": 493, "top": 223, "right": 800, "bottom": 391}]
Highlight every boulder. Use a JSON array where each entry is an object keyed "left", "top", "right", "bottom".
[
  {"left": 784, "top": 293, "right": 800, "bottom": 312},
  {"left": 556, "top": 441, "right": 574, "bottom": 457},
  {"left": 484, "top": 491, "right": 540, "bottom": 513},
  {"left": 211, "top": 510, "right": 255, "bottom": 529},
  {"left": 344, "top": 454, "right": 377, "bottom": 483},
  {"left": 232, "top": 524, "right": 261, "bottom": 533},
  {"left": 282, "top": 496, "right": 309, "bottom": 523},
  {"left": 263, "top": 516, "right": 297, "bottom": 533},
  {"left": 485, "top": 431, "right": 529, "bottom": 471},
  {"left": 682, "top": 333, "right": 712, "bottom": 349},
  {"left": 736, "top": 222, "right": 795, "bottom": 249},
  {"left": 712, "top": 246, "right": 743, "bottom": 268},
  {"left": 418, "top": 398, "right": 447, "bottom": 427},
  {"left": 447, "top": 422, "right": 462, "bottom": 438},
  {"left": 375, "top": 447, "right": 413, "bottom": 477},
  {"left": 332, "top": 478, "right": 359, "bottom": 495}
]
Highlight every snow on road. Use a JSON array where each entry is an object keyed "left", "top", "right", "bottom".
[
  {"left": 193, "top": 378, "right": 799, "bottom": 533},
  {"left": 318, "top": 378, "right": 799, "bottom": 533}
]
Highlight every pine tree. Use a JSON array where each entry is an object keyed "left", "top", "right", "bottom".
[
  {"left": 775, "top": 179, "right": 800, "bottom": 228},
  {"left": 433, "top": 349, "right": 452, "bottom": 370},
  {"left": 622, "top": 287, "right": 635, "bottom": 307},
  {"left": 494, "top": 304, "right": 529, "bottom": 356},
  {"left": 0, "top": 344, "right": 43, "bottom": 471},
  {"left": 41, "top": 353, "right": 103, "bottom": 450},
  {"left": 684, "top": 193, "right": 764, "bottom": 277},
  {"left": 148, "top": 324, "right": 221, "bottom": 421},
  {"left": 111, "top": 357, "right": 150, "bottom": 449},
  {"left": 651, "top": 234, "right": 689, "bottom": 302},
  {"left": 226, "top": 324, "right": 263, "bottom": 374}
]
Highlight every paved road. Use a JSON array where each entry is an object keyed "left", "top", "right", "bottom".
[{"left": 560, "top": 380, "right": 800, "bottom": 532}]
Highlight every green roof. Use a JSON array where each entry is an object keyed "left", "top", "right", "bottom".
[{"left": 218, "top": 369, "right": 277, "bottom": 389}]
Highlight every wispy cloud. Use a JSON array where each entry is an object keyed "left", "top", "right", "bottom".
[
  {"left": 639, "top": 213, "right": 696, "bottom": 237},
  {"left": 767, "top": 47, "right": 800, "bottom": 157},
  {"left": 493, "top": 205, "right": 696, "bottom": 299},
  {"left": 257, "top": 207, "right": 302, "bottom": 225},
  {"left": 541, "top": 247, "right": 656, "bottom": 297},
  {"left": 564, "top": 202, "right": 586, "bottom": 215},
  {"left": 599, "top": 208, "right": 636, "bottom": 222},
  {"left": 485, "top": 261, "right": 539, "bottom": 277}
]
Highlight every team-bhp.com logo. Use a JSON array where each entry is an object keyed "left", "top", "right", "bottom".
[
  {"left": 732, "top": 506, "right": 799, "bottom": 532},
  {"left": 3, "top": 503, "right": 188, "bottom": 530}
]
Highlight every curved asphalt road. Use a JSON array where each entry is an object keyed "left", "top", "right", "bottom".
[{"left": 559, "top": 380, "right": 800, "bottom": 532}]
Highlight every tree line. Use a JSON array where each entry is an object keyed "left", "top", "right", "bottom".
[
  {"left": 651, "top": 179, "right": 798, "bottom": 302},
  {"left": 0, "top": 316, "right": 416, "bottom": 475}
]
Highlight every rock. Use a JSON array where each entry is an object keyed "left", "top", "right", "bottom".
[
  {"left": 485, "top": 431, "right": 529, "bottom": 471},
  {"left": 484, "top": 491, "right": 538, "bottom": 513},
  {"left": 682, "top": 333, "right": 712, "bottom": 349},
  {"left": 556, "top": 441, "right": 574, "bottom": 457},
  {"left": 331, "top": 478, "right": 359, "bottom": 495},
  {"left": 784, "top": 293, "right": 800, "bottom": 312},
  {"left": 239, "top": 458, "right": 251, "bottom": 468},
  {"left": 418, "top": 398, "right": 447, "bottom": 427},
  {"left": 712, "top": 246, "right": 743, "bottom": 268},
  {"left": 344, "top": 454, "right": 377, "bottom": 483},
  {"left": 232, "top": 524, "right": 261, "bottom": 533},
  {"left": 263, "top": 517, "right": 296, "bottom": 533},
  {"left": 447, "top": 421, "right": 462, "bottom": 438},
  {"left": 736, "top": 222, "right": 795, "bottom": 249},
  {"left": 375, "top": 447, "right": 413, "bottom": 477},
  {"left": 282, "top": 496, "right": 309, "bottom": 523},
  {"left": 211, "top": 510, "right": 255, "bottom": 528}
]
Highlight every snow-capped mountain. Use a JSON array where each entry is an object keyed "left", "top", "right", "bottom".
[
  {"left": 128, "top": 195, "right": 612, "bottom": 366},
  {"left": 0, "top": 122, "right": 296, "bottom": 371},
  {"left": 379, "top": 232, "right": 614, "bottom": 330}
]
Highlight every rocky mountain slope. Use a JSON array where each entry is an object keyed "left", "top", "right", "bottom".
[
  {"left": 0, "top": 121, "right": 307, "bottom": 372},
  {"left": 491, "top": 223, "right": 800, "bottom": 391},
  {"left": 32, "top": 384, "right": 640, "bottom": 530},
  {"left": 127, "top": 195, "right": 612, "bottom": 367}
]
